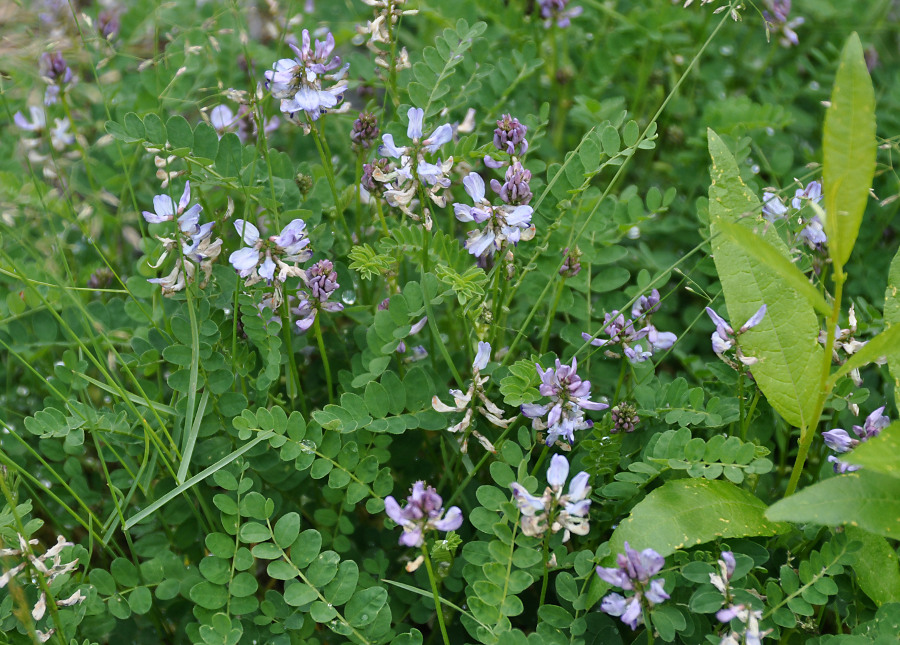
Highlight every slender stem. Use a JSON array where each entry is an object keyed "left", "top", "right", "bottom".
[
  {"left": 784, "top": 269, "right": 846, "bottom": 496},
  {"left": 375, "top": 197, "right": 390, "bottom": 236},
  {"left": 643, "top": 603, "right": 655, "bottom": 645},
  {"left": 735, "top": 368, "right": 745, "bottom": 438},
  {"left": 538, "top": 534, "right": 552, "bottom": 610},
  {"left": 313, "top": 312, "right": 334, "bottom": 405},
  {"left": 742, "top": 389, "right": 761, "bottom": 442},
  {"left": 612, "top": 359, "right": 628, "bottom": 405},
  {"left": 421, "top": 544, "right": 451, "bottom": 645},
  {"left": 281, "top": 298, "right": 309, "bottom": 416},
  {"left": 539, "top": 278, "right": 566, "bottom": 355},
  {"left": 309, "top": 117, "right": 353, "bottom": 241},
  {"left": 531, "top": 444, "right": 550, "bottom": 478}
]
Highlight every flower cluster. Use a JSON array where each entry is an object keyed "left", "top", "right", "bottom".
[
  {"left": 582, "top": 289, "right": 678, "bottom": 364},
  {"left": 596, "top": 542, "right": 670, "bottom": 630},
  {"left": 762, "top": 180, "right": 826, "bottom": 250},
  {"left": 142, "top": 182, "right": 223, "bottom": 295},
  {"left": 356, "top": 0, "right": 416, "bottom": 73},
  {"left": 384, "top": 481, "right": 463, "bottom": 548},
  {"left": 485, "top": 114, "right": 528, "bottom": 169},
  {"left": 432, "top": 341, "right": 514, "bottom": 453},
  {"left": 819, "top": 305, "right": 868, "bottom": 384},
  {"left": 0, "top": 534, "right": 86, "bottom": 643},
  {"left": 229, "top": 218, "right": 312, "bottom": 290},
  {"left": 373, "top": 107, "right": 453, "bottom": 224},
  {"left": 350, "top": 111, "right": 380, "bottom": 152},
  {"left": 610, "top": 402, "right": 640, "bottom": 434},
  {"left": 40, "top": 52, "right": 74, "bottom": 106},
  {"left": 522, "top": 357, "right": 608, "bottom": 446},
  {"left": 454, "top": 172, "right": 535, "bottom": 258},
  {"left": 264, "top": 29, "right": 349, "bottom": 127},
  {"left": 705, "top": 304, "right": 766, "bottom": 368},
  {"left": 822, "top": 407, "right": 890, "bottom": 474},
  {"left": 293, "top": 259, "right": 344, "bottom": 332},
  {"left": 559, "top": 246, "right": 582, "bottom": 278},
  {"left": 510, "top": 454, "right": 591, "bottom": 542},
  {"left": 537, "top": 0, "right": 583, "bottom": 29},
  {"left": 763, "top": 0, "right": 804, "bottom": 47}
]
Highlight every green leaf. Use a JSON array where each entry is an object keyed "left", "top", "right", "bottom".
[
  {"left": 273, "top": 512, "right": 302, "bottom": 548},
  {"left": 190, "top": 581, "right": 228, "bottom": 610},
  {"left": 766, "top": 470, "right": 900, "bottom": 538},
  {"left": 193, "top": 122, "right": 219, "bottom": 161},
  {"left": 715, "top": 219, "right": 830, "bottom": 317},
  {"left": 143, "top": 113, "right": 166, "bottom": 146},
  {"left": 345, "top": 587, "right": 387, "bottom": 627},
  {"left": 823, "top": 32, "right": 877, "bottom": 269},
  {"left": 216, "top": 133, "right": 242, "bottom": 178},
  {"left": 884, "top": 247, "right": 900, "bottom": 409},
  {"left": 706, "top": 129, "right": 824, "bottom": 429},
  {"left": 845, "top": 526, "right": 900, "bottom": 606},
  {"left": 843, "top": 422, "right": 900, "bottom": 477},
  {"left": 166, "top": 115, "right": 193, "bottom": 149},
  {"left": 608, "top": 478, "right": 788, "bottom": 559}
]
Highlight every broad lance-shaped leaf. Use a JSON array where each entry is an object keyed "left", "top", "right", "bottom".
[
  {"left": 845, "top": 526, "right": 900, "bottom": 606},
  {"left": 885, "top": 247, "right": 900, "bottom": 410},
  {"left": 823, "top": 32, "right": 877, "bottom": 269},
  {"left": 586, "top": 478, "right": 787, "bottom": 610},
  {"left": 766, "top": 469, "right": 900, "bottom": 539},
  {"left": 843, "top": 421, "right": 900, "bottom": 478},
  {"left": 707, "top": 129, "right": 823, "bottom": 429}
]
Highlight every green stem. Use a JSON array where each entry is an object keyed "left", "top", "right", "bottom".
[
  {"left": 280, "top": 298, "right": 309, "bottom": 416},
  {"left": 309, "top": 117, "right": 353, "bottom": 242},
  {"left": 538, "top": 534, "right": 552, "bottom": 610},
  {"left": 643, "top": 604, "right": 655, "bottom": 645},
  {"left": 784, "top": 269, "right": 846, "bottom": 497},
  {"left": 421, "top": 544, "right": 451, "bottom": 645},
  {"left": 539, "top": 278, "right": 566, "bottom": 355},
  {"left": 741, "top": 389, "right": 761, "bottom": 442},
  {"left": 313, "top": 312, "right": 333, "bottom": 405},
  {"left": 531, "top": 444, "right": 550, "bottom": 478}
]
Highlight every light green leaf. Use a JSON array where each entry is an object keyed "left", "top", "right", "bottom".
[
  {"left": 823, "top": 32, "right": 877, "bottom": 269},
  {"left": 766, "top": 470, "right": 900, "bottom": 538},
  {"left": 707, "top": 129, "right": 824, "bottom": 428},
  {"left": 845, "top": 526, "right": 900, "bottom": 606},
  {"left": 844, "top": 422, "right": 900, "bottom": 477},
  {"left": 609, "top": 478, "right": 788, "bottom": 558},
  {"left": 885, "top": 247, "right": 900, "bottom": 409},
  {"left": 715, "top": 220, "right": 830, "bottom": 317}
]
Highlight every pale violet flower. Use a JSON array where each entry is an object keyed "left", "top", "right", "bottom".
[
  {"left": 229, "top": 218, "right": 312, "bottom": 286},
  {"left": 718, "top": 604, "right": 768, "bottom": 645},
  {"left": 705, "top": 304, "right": 766, "bottom": 367},
  {"left": 521, "top": 357, "right": 608, "bottom": 445},
  {"left": 13, "top": 106, "right": 73, "bottom": 150},
  {"left": 432, "top": 341, "right": 512, "bottom": 453},
  {"left": 454, "top": 172, "right": 535, "bottom": 258},
  {"left": 384, "top": 481, "right": 463, "bottom": 548},
  {"left": 372, "top": 107, "right": 454, "bottom": 223},
  {"left": 761, "top": 192, "right": 788, "bottom": 220},
  {"left": 264, "top": 29, "right": 349, "bottom": 127},
  {"left": 292, "top": 259, "right": 344, "bottom": 333},
  {"left": 596, "top": 542, "right": 670, "bottom": 630},
  {"left": 823, "top": 407, "right": 890, "bottom": 474},
  {"left": 582, "top": 290, "right": 677, "bottom": 364},
  {"left": 509, "top": 454, "right": 591, "bottom": 542}
]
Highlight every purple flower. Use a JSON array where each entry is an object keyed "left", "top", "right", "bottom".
[
  {"left": 596, "top": 542, "right": 669, "bottom": 630},
  {"left": 764, "top": 0, "right": 804, "bottom": 47},
  {"left": 350, "top": 111, "right": 380, "bottom": 152},
  {"left": 762, "top": 192, "right": 788, "bottom": 221},
  {"left": 583, "top": 294, "right": 677, "bottom": 364},
  {"left": 509, "top": 454, "right": 591, "bottom": 541},
  {"left": 473, "top": 341, "right": 491, "bottom": 371},
  {"left": 264, "top": 29, "right": 349, "bottom": 124},
  {"left": 40, "top": 52, "right": 74, "bottom": 105},
  {"left": 823, "top": 407, "right": 890, "bottom": 474},
  {"left": 490, "top": 160, "right": 533, "bottom": 206},
  {"left": 538, "top": 0, "right": 583, "bottom": 28},
  {"left": 704, "top": 304, "right": 766, "bottom": 366},
  {"left": 97, "top": 10, "right": 120, "bottom": 40},
  {"left": 384, "top": 481, "right": 463, "bottom": 547},
  {"left": 293, "top": 259, "right": 344, "bottom": 332},
  {"left": 454, "top": 172, "right": 535, "bottom": 258},
  {"left": 610, "top": 402, "right": 639, "bottom": 434},
  {"left": 521, "top": 357, "right": 608, "bottom": 445},
  {"left": 493, "top": 114, "right": 528, "bottom": 156},
  {"left": 372, "top": 107, "right": 454, "bottom": 221},
  {"left": 229, "top": 218, "right": 312, "bottom": 286},
  {"left": 559, "top": 246, "right": 582, "bottom": 278}
]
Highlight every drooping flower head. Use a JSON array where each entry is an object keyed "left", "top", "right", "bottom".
[
  {"left": 264, "top": 29, "right": 349, "bottom": 126},
  {"left": 705, "top": 304, "right": 766, "bottom": 368},
  {"left": 383, "top": 481, "right": 463, "bottom": 547},
  {"left": 293, "top": 259, "right": 345, "bottom": 332},
  {"left": 454, "top": 172, "right": 535, "bottom": 259},
  {"left": 229, "top": 218, "right": 312, "bottom": 287},
  {"left": 521, "top": 357, "right": 608, "bottom": 445},
  {"left": 509, "top": 454, "right": 591, "bottom": 542},
  {"left": 823, "top": 407, "right": 890, "bottom": 474},
  {"left": 372, "top": 107, "right": 454, "bottom": 224},
  {"left": 596, "top": 542, "right": 669, "bottom": 630},
  {"left": 39, "top": 51, "right": 74, "bottom": 105}
]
